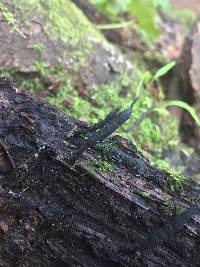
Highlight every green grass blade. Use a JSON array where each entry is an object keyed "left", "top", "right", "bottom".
[
  {"left": 164, "top": 100, "right": 200, "bottom": 126},
  {"left": 95, "top": 20, "right": 135, "bottom": 30},
  {"left": 153, "top": 61, "right": 176, "bottom": 81}
]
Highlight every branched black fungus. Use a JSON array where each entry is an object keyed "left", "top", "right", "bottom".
[
  {"left": 89, "top": 108, "right": 120, "bottom": 132},
  {"left": 71, "top": 98, "right": 138, "bottom": 160}
]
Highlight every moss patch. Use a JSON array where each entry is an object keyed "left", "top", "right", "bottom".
[
  {"left": 97, "top": 160, "right": 113, "bottom": 173},
  {"left": 0, "top": 2, "right": 26, "bottom": 38},
  {"left": 1, "top": 0, "right": 104, "bottom": 67},
  {"left": 13, "top": 0, "right": 103, "bottom": 44},
  {"left": 167, "top": 173, "right": 187, "bottom": 193},
  {"left": 85, "top": 159, "right": 113, "bottom": 173}
]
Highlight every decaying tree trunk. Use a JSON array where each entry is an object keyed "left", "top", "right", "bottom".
[{"left": 0, "top": 78, "right": 200, "bottom": 266}]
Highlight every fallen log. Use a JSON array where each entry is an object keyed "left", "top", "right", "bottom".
[{"left": 0, "top": 78, "right": 200, "bottom": 266}]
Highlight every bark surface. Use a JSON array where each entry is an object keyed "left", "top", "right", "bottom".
[{"left": 0, "top": 79, "right": 200, "bottom": 266}]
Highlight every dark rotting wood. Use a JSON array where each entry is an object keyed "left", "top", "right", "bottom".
[{"left": 0, "top": 78, "right": 199, "bottom": 266}]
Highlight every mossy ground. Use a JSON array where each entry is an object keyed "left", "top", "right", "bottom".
[
  {"left": 1, "top": 0, "right": 104, "bottom": 68},
  {"left": 13, "top": 0, "right": 103, "bottom": 43}
]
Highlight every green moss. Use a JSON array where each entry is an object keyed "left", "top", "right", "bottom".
[
  {"left": 96, "top": 141, "right": 118, "bottom": 154},
  {"left": 0, "top": 2, "right": 26, "bottom": 38},
  {"left": 21, "top": 78, "right": 45, "bottom": 92},
  {"left": 48, "top": 76, "right": 92, "bottom": 119},
  {"left": 96, "top": 159, "right": 113, "bottom": 173},
  {"left": 167, "top": 173, "right": 187, "bottom": 192},
  {"left": 164, "top": 196, "right": 186, "bottom": 216},
  {"left": 9, "top": 0, "right": 104, "bottom": 63},
  {"left": 164, "top": 195, "right": 173, "bottom": 205},
  {"left": 174, "top": 204, "right": 186, "bottom": 215},
  {"left": 0, "top": 0, "right": 105, "bottom": 72},
  {"left": 141, "top": 191, "right": 150, "bottom": 198},
  {"left": 84, "top": 158, "right": 113, "bottom": 173},
  {"left": 32, "top": 42, "right": 45, "bottom": 56}
]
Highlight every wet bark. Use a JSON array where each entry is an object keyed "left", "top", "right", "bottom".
[{"left": 0, "top": 78, "right": 200, "bottom": 266}]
